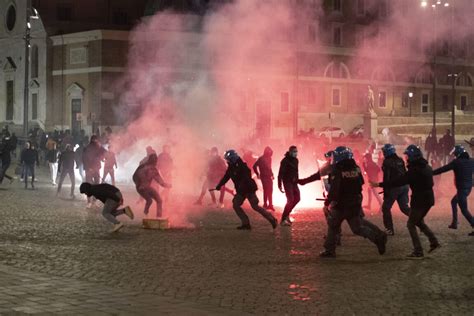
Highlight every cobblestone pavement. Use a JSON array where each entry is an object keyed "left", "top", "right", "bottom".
[{"left": 0, "top": 173, "right": 473, "bottom": 315}]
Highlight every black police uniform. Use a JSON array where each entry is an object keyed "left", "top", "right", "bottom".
[
  {"left": 380, "top": 158, "right": 439, "bottom": 255},
  {"left": 217, "top": 158, "right": 277, "bottom": 229},
  {"left": 323, "top": 159, "right": 386, "bottom": 255},
  {"left": 381, "top": 154, "right": 410, "bottom": 233}
]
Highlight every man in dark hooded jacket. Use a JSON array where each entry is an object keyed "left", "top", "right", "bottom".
[
  {"left": 433, "top": 145, "right": 474, "bottom": 235},
  {"left": 79, "top": 182, "right": 134, "bottom": 232},
  {"left": 372, "top": 145, "right": 441, "bottom": 259},
  {"left": 0, "top": 136, "right": 14, "bottom": 184},
  {"left": 133, "top": 153, "right": 171, "bottom": 218},
  {"left": 278, "top": 145, "right": 300, "bottom": 226},
  {"left": 253, "top": 146, "right": 275, "bottom": 211},
  {"left": 216, "top": 150, "right": 277, "bottom": 230}
]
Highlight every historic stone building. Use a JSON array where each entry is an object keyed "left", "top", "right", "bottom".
[
  {"left": 1, "top": 0, "right": 473, "bottom": 139},
  {"left": 0, "top": 0, "right": 147, "bottom": 135}
]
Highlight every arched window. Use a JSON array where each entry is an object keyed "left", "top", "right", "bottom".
[
  {"left": 415, "top": 68, "right": 434, "bottom": 85},
  {"left": 372, "top": 67, "right": 395, "bottom": 82},
  {"left": 324, "top": 62, "right": 350, "bottom": 79},
  {"left": 31, "top": 45, "right": 39, "bottom": 78},
  {"left": 456, "top": 73, "right": 473, "bottom": 87}
]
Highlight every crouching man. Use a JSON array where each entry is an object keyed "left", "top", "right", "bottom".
[
  {"left": 79, "top": 182, "right": 134, "bottom": 232},
  {"left": 216, "top": 150, "right": 277, "bottom": 230}
]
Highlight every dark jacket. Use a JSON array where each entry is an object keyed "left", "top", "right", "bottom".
[
  {"left": 132, "top": 163, "right": 166, "bottom": 190},
  {"left": 83, "top": 142, "right": 106, "bottom": 171},
  {"left": 46, "top": 149, "right": 60, "bottom": 163},
  {"left": 440, "top": 134, "right": 455, "bottom": 154},
  {"left": 0, "top": 139, "right": 14, "bottom": 165},
  {"left": 253, "top": 154, "right": 273, "bottom": 179},
  {"left": 381, "top": 158, "right": 434, "bottom": 209},
  {"left": 216, "top": 158, "right": 257, "bottom": 195},
  {"left": 433, "top": 154, "right": 473, "bottom": 190},
  {"left": 425, "top": 136, "right": 437, "bottom": 152},
  {"left": 382, "top": 154, "right": 407, "bottom": 184},
  {"left": 86, "top": 183, "right": 121, "bottom": 203},
  {"left": 327, "top": 159, "right": 364, "bottom": 209},
  {"left": 278, "top": 152, "right": 299, "bottom": 187},
  {"left": 59, "top": 150, "right": 75, "bottom": 171},
  {"left": 21, "top": 148, "right": 39, "bottom": 166}
]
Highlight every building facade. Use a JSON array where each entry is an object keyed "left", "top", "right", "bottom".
[
  {"left": 0, "top": 0, "right": 147, "bottom": 135},
  {"left": 1, "top": 0, "right": 473, "bottom": 139}
]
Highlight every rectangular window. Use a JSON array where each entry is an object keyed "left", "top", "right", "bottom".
[
  {"left": 281, "top": 92, "right": 289, "bottom": 112},
  {"left": 421, "top": 93, "right": 429, "bottom": 113},
  {"left": 378, "top": 91, "right": 387, "bottom": 108},
  {"left": 460, "top": 95, "right": 467, "bottom": 111},
  {"left": 334, "top": 0, "right": 342, "bottom": 12},
  {"left": 442, "top": 95, "right": 449, "bottom": 110},
  {"left": 333, "top": 26, "right": 342, "bottom": 46},
  {"left": 69, "top": 47, "right": 87, "bottom": 65},
  {"left": 332, "top": 88, "right": 341, "bottom": 107},
  {"left": 6, "top": 80, "right": 14, "bottom": 121},
  {"left": 357, "top": 0, "right": 365, "bottom": 16},
  {"left": 32, "top": 93, "right": 38, "bottom": 120}
]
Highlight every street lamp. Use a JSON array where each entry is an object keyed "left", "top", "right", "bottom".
[
  {"left": 22, "top": 1, "right": 39, "bottom": 137},
  {"left": 420, "top": 0, "right": 450, "bottom": 138},
  {"left": 408, "top": 92, "right": 414, "bottom": 117}
]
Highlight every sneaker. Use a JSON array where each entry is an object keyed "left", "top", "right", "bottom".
[
  {"left": 269, "top": 217, "right": 278, "bottom": 229},
  {"left": 112, "top": 223, "right": 124, "bottom": 232},
  {"left": 280, "top": 218, "right": 292, "bottom": 227},
  {"left": 406, "top": 252, "right": 424, "bottom": 259},
  {"left": 267, "top": 205, "right": 276, "bottom": 212},
  {"left": 376, "top": 232, "right": 388, "bottom": 255},
  {"left": 124, "top": 206, "right": 134, "bottom": 220},
  {"left": 263, "top": 204, "right": 268, "bottom": 209},
  {"left": 385, "top": 229, "right": 394, "bottom": 236},
  {"left": 319, "top": 250, "right": 336, "bottom": 258},
  {"left": 448, "top": 223, "right": 458, "bottom": 229},
  {"left": 428, "top": 243, "right": 441, "bottom": 254},
  {"left": 237, "top": 224, "right": 251, "bottom": 230}
]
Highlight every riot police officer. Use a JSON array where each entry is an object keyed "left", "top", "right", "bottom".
[
  {"left": 380, "top": 144, "right": 410, "bottom": 235},
  {"left": 319, "top": 146, "right": 387, "bottom": 258},
  {"left": 216, "top": 150, "right": 278, "bottom": 230},
  {"left": 433, "top": 144, "right": 474, "bottom": 235},
  {"left": 372, "top": 145, "right": 441, "bottom": 259}
]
